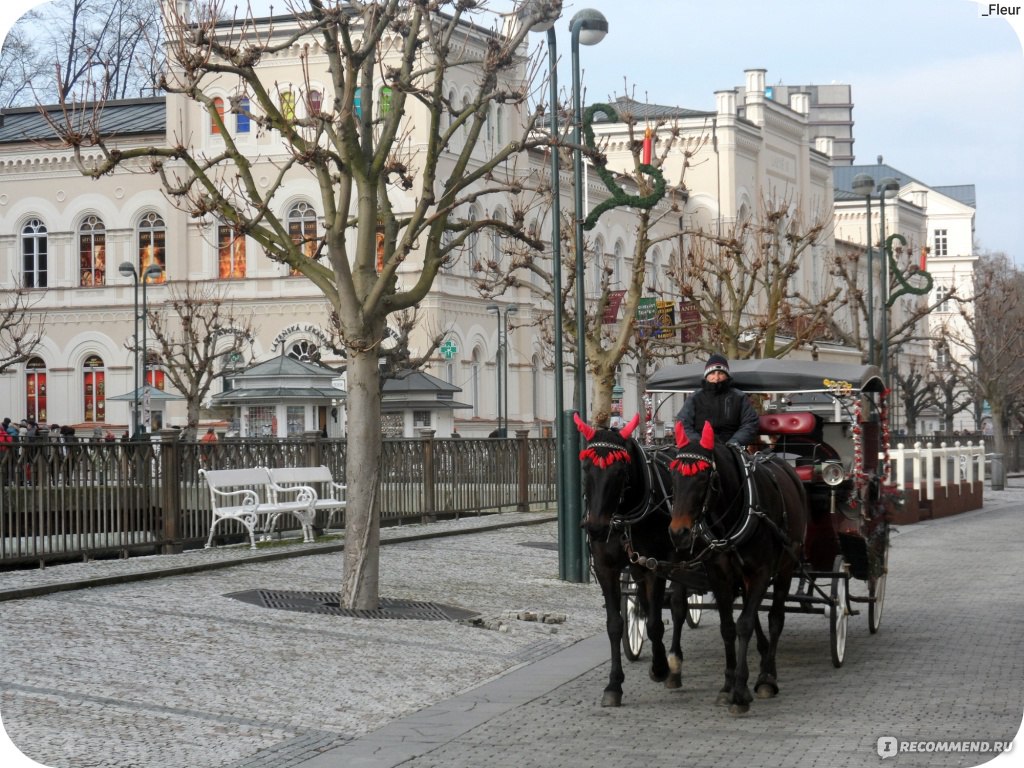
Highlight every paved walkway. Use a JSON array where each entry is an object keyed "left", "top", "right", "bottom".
[{"left": 2, "top": 482, "right": 1023, "bottom": 768}]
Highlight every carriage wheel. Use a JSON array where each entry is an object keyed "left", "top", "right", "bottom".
[
  {"left": 685, "top": 590, "right": 704, "bottom": 628},
  {"left": 620, "top": 574, "right": 645, "bottom": 661},
  {"left": 830, "top": 556, "right": 849, "bottom": 668},
  {"left": 869, "top": 535, "right": 889, "bottom": 634}
]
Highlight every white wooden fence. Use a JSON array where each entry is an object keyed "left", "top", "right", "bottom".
[{"left": 888, "top": 441, "right": 987, "bottom": 500}]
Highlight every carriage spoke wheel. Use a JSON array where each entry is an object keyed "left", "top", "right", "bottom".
[
  {"left": 869, "top": 535, "right": 889, "bottom": 634},
  {"left": 830, "top": 556, "right": 849, "bottom": 668},
  {"left": 620, "top": 574, "right": 645, "bottom": 661},
  {"left": 686, "top": 590, "right": 704, "bottom": 628}
]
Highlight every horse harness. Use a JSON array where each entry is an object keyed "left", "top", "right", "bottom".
[{"left": 675, "top": 446, "right": 797, "bottom": 557}]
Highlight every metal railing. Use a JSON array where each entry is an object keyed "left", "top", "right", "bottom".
[{"left": 0, "top": 431, "right": 556, "bottom": 566}]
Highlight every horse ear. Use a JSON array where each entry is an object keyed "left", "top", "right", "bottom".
[
  {"left": 573, "top": 412, "right": 597, "bottom": 442},
  {"left": 619, "top": 413, "right": 640, "bottom": 439},
  {"left": 674, "top": 421, "right": 689, "bottom": 448},
  {"left": 700, "top": 421, "right": 715, "bottom": 450}
]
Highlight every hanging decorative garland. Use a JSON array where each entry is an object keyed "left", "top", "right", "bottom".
[
  {"left": 580, "top": 103, "right": 667, "bottom": 230},
  {"left": 850, "top": 395, "right": 865, "bottom": 513}
]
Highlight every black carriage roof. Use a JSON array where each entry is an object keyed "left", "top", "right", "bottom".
[{"left": 646, "top": 359, "right": 885, "bottom": 395}]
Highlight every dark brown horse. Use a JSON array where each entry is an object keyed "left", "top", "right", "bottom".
[
  {"left": 669, "top": 421, "right": 807, "bottom": 715},
  {"left": 576, "top": 413, "right": 687, "bottom": 707}
]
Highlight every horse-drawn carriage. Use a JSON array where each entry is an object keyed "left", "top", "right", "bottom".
[
  {"left": 575, "top": 360, "right": 893, "bottom": 711},
  {"left": 645, "top": 359, "right": 891, "bottom": 669}
]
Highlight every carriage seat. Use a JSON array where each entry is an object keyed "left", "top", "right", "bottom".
[{"left": 758, "top": 412, "right": 830, "bottom": 482}]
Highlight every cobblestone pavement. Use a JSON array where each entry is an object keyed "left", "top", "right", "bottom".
[{"left": 2, "top": 484, "right": 1023, "bottom": 768}]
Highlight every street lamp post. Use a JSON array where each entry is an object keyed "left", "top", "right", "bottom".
[
  {"left": 568, "top": 7, "right": 608, "bottom": 583},
  {"left": 486, "top": 304, "right": 518, "bottom": 436},
  {"left": 120, "top": 261, "right": 163, "bottom": 436},
  {"left": 119, "top": 262, "right": 142, "bottom": 436},
  {"left": 522, "top": 3, "right": 606, "bottom": 582},
  {"left": 850, "top": 174, "right": 899, "bottom": 372},
  {"left": 876, "top": 177, "right": 899, "bottom": 390}
]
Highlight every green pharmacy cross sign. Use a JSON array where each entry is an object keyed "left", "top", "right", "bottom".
[{"left": 440, "top": 339, "right": 458, "bottom": 359}]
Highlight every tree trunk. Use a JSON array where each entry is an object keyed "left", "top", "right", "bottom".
[{"left": 340, "top": 346, "right": 383, "bottom": 609}]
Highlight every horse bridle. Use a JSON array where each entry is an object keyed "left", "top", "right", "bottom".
[
  {"left": 581, "top": 439, "right": 668, "bottom": 531},
  {"left": 673, "top": 446, "right": 763, "bottom": 553}
]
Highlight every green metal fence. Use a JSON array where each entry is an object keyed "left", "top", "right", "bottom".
[{"left": 0, "top": 431, "right": 556, "bottom": 567}]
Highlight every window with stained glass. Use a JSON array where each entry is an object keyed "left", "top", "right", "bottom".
[
  {"left": 83, "top": 355, "right": 105, "bottom": 422},
  {"left": 287, "top": 202, "right": 318, "bottom": 275},
  {"left": 217, "top": 224, "right": 246, "bottom": 279},
  {"left": 79, "top": 215, "right": 106, "bottom": 287},
  {"left": 138, "top": 212, "right": 167, "bottom": 283},
  {"left": 25, "top": 357, "right": 47, "bottom": 423}
]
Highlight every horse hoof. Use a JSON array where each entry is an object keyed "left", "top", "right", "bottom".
[
  {"left": 649, "top": 666, "right": 669, "bottom": 683},
  {"left": 729, "top": 702, "right": 751, "bottom": 716},
  {"left": 601, "top": 691, "right": 623, "bottom": 708},
  {"left": 756, "top": 683, "right": 778, "bottom": 699},
  {"left": 715, "top": 692, "right": 731, "bottom": 707},
  {"left": 665, "top": 673, "right": 682, "bottom": 690}
]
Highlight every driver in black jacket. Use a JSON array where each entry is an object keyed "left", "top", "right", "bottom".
[{"left": 676, "top": 354, "right": 760, "bottom": 448}]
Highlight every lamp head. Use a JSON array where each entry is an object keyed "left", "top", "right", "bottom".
[
  {"left": 119, "top": 262, "right": 137, "bottom": 279},
  {"left": 506, "top": 305, "right": 519, "bottom": 316},
  {"left": 851, "top": 173, "right": 875, "bottom": 198},
  {"left": 486, "top": 303, "right": 500, "bottom": 315},
  {"left": 143, "top": 264, "right": 164, "bottom": 281},
  {"left": 879, "top": 177, "right": 900, "bottom": 198},
  {"left": 570, "top": 8, "right": 608, "bottom": 46}
]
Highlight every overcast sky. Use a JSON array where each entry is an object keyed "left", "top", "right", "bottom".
[{"left": 1, "top": 0, "right": 1022, "bottom": 258}]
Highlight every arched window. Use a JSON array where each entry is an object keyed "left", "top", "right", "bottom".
[
  {"left": 25, "top": 357, "right": 47, "bottom": 423},
  {"left": 280, "top": 90, "right": 295, "bottom": 121},
  {"left": 307, "top": 90, "right": 323, "bottom": 116},
  {"left": 22, "top": 218, "right": 47, "bottom": 288},
  {"left": 138, "top": 212, "right": 166, "bottom": 283},
  {"left": 287, "top": 339, "right": 320, "bottom": 363},
  {"left": 83, "top": 355, "right": 106, "bottom": 422},
  {"left": 287, "top": 201, "right": 318, "bottom": 275},
  {"left": 211, "top": 96, "right": 225, "bottom": 134},
  {"left": 235, "top": 96, "right": 251, "bottom": 134},
  {"left": 79, "top": 215, "right": 106, "bottom": 287},
  {"left": 467, "top": 206, "right": 480, "bottom": 271},
  {"left": 378, "top": 86, "right": 392, "bottom": 116},
  {"left": 490, "top": 208, "right": 505, "bottom": 269},
  {"left": 217, "top": 223, "right": 246, "bottom": 279}
]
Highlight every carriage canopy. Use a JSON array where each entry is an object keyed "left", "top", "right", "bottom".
[{"left": 646, "top": 359, "right": 885, "bottom": 395}]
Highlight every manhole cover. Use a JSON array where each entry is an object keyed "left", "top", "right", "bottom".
[
  {"left": 227, "top": 589, "right": 479, "bottom": 621},
  {"left": 519, "top": 541, "right": 558, "bottom": 551}
]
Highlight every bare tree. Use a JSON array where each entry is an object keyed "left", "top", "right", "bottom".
[
  {"left": 674, "top": 195, "right": 841, "bottom": 361},
  {"left": 0, "top": 13, "right": 47, "bottom": 108},
  {"left": 892, "top": 361, "right": 939, "bottom": 436},
  {"left": 45, "top": 0, "right": 561, "bottom": 609},
  {"left": 0, "top": 286, "right": 43, "bottom": 372},
  {"left": 945, "top": 253, "right": 1024, "bottom": 455},
  {"left": 146, "top": 281, "right": 256, "bottom": 436}
]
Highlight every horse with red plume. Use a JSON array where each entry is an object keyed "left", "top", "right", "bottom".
[
  {"left": 574, "top": 412, "right": 687, "bottom": 707},
  {"left": 669, "top": 420, "right": 807, "bottom": 715}
]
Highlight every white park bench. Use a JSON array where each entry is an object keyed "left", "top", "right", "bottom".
[
  {"left": 266, "top": 465, "right": 347, "bottom": 530},
  {"left": 199, "top": 468, "right": 317, "bottom": 550}
]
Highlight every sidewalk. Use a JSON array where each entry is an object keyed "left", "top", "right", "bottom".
[{"left": 3, "top": 480, "right": 1023, "bottom": 768}]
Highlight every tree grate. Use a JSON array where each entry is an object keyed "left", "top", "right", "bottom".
[{"left": 226, "top": 589, "right": 480, "bottom": 621}]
